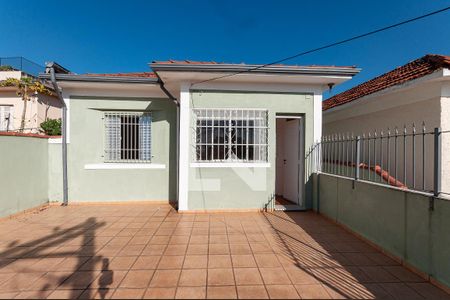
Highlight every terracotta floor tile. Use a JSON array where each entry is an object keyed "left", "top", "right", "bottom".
[
  {"left": 119, "top": 270, "right": 154, "bottom": 288},
  {"left": 407, "top": 282, "right": 450, "bottom": 299},
  {"left": 132, "top": 256, "right": 161, "bottom": 270},
  {"left": 47, "top": 289, "right": 84, "bottom": 299},
  {"left": 381, "top": 282, "right": 424, "bottom": 300},
  {"left": 233, "top": 268, "right": 263, "bottom": 285},
  {"left": 207, "top": 286, "right": 237, "bottom": 299},
  {"left": 110, "top": 256, "right": 137, "bottom": 270},
  {"left": 295, "top": 284, "right": 332, "bottom": 299},
  {"left": 165, "top": 244, "right": 188, "bottom": 256},
  {"left": 359, "top": 266, "right": 400, "bottom": 283},
  {"left": 189, "top": 235, "right": 209, "bottom": 244},
  {"left": 150, "top": 270, "right": 181, "bottom": 287},
  {"left": 111, "top": 288, "right": 145, "bottom": 299},
  {"left": 187, "top": 244, "right": 208, "bottom": 255},
  {"left": 183, "top": 255, "right": 208, "bottom": 269},
  {"left": 208, "top": 255, "right": 232, "bottom": 269},
  {"left": 118, "top": 244, "right": 145, "bottom": 256},
  {"left": 158, "top": 255, "right": 184, "bottom": 269},
  {"left": 228, "top": 235, "right": 248, "bottom": 244},
  {"left": 383, "top": 266, "right": 424, "bottom": 282},
  {"left": 78, "top": 288, "right": 115, "bottom": 299},
  {"left": 265, "top": 284, "right": 300, "bottom": 299},
  {"left": 259, "top": 268, "right": 291, "bottom": 285},
  {"left": 175, "top": 286, "right": 206, "bottom": 299},
  {"left": 209, "top": 235, "right": 229, "bottom": 244},
  {"left": 207, "top": 269, "right": 235, "bottom": 286},
  {"left": 254, "top": 254, "right": 281, "bottom": 268},
  {"left": 209, "top": 244, "right": 230, "bottom": 255},
  {"left": 62, "top": 271, "right": 101, "bottom": 290},
  {"left": 144, "top": 287, "right": 177, "bottom": 299},
  {"left": 142, "top": 244, "right": 167, "bottom": 255},
  {"left": 90, "top": 270, "right": 127, "bottom": 289},
  {"left": 250, "top": 243, "right": 273, "bottom": 254},
  {"left": 231, "top": 254, "right": 257, "bottom": 268},
  {"left": 229, "top": 243, "right": 252, "bottom": 255},
  {"left": 169, "top": 235, "right": 190, "bottom": 245},
  {"left": 179, "top": 269, "right": 207, "bottom": 287},
  {"left": 284, "top": 267, "right": 319, "bottom": 285},
  {"left": 236, "top": 285, "right": 269, "bottom": 299}
]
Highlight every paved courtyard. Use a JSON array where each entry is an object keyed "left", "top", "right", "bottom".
[{"left": 0, "top": 204, "right": 448, "bottom": 299}]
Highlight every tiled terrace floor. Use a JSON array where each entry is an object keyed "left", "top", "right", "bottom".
[{"left": 0, "top": 204, "right": 448, "bottom": 299}]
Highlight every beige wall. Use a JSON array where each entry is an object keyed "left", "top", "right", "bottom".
[
  {"left": 323, "top": 77, "right": 450, "bottom": 194},
  {"left": 0, "top": 87, "right": 61, "bottom": 133}
]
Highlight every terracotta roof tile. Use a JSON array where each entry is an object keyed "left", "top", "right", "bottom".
[
  {"left": 84, "top": 72, "right": 157, "bottom": 78},
  {"left": 323, "top": 54, "right": 450, "bottom": 111}
]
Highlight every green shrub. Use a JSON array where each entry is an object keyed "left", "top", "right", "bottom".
[
  {"left": 0, "top": 65, "right": 14, "bottom": 71},
  {"left": 40, "top": 118, "right": 61, "bottom": 136}
]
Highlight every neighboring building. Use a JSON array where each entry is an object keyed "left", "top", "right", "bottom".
[
  {"left": 40, "top": 60, "right": 359, "bottom": 211},
  {"left": 323, "top": 54, "right": 450, "bottom": 193},
  {"left": 0, "top": 58, "right": 62, "bottom": 133}
]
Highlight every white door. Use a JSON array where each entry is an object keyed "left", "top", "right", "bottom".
[{"left": 282, "top": 119, "right": 300, "bottom": 203}]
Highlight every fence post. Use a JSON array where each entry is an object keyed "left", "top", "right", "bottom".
[
  {"left": 433, "top": 127, "right": 441, "bottom": 198},
  {"left": 355, "top": 136, "right": 361, "bottom": 181}
]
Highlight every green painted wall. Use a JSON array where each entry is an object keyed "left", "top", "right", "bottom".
[
  {"left": 315, "top": 173, "right": 450, "bottom": 288},
  {"left": 0, "top": 136, "right": 49, "bottom": 217},
  {"left": 68, "top": 96, "right": 177, "bottom": 202},
  {"left": 188, "top": 90, "right": 314, "bottom": 210}
]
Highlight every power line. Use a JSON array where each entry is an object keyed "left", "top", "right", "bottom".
[{"left": 192, "top": 6, "right": 450, "bottom": 86}]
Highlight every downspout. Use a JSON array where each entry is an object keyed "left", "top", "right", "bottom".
[
  {"left": 49, "top": 68, "right": 68, "bottom": 206},
  {"left": 153, "top": 72, "right": 180, "bottom": 209}
]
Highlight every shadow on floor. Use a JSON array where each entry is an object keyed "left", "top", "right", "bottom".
[{"left": 0, "top": 216, "right": 108, "bottom": 299}]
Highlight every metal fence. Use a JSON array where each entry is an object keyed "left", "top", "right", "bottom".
[
  {"left": 306, "top": 123, "right": 449, "bottom": 198},
  {"left": 0, "top": 57, "right": 44, "bottom": 77}
]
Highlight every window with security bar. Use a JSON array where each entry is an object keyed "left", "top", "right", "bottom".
[
  {"left": 193, "top": 109, "right": 269, "bottom": 162},
  {"left": 104, "top": 112, "right": 151, "bottom": 162}
]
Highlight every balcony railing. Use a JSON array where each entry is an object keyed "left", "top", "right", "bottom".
[{"left": 0, "top": 56, "right": 44, "bottom": 77}]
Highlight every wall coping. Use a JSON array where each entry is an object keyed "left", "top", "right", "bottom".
[{"left": 0, "top": 132, "right": 61, "bottom": 139}]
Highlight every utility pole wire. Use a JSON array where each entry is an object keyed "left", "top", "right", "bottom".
[{"left": 192, "top": 6, "right": 450, "bottom": 86}]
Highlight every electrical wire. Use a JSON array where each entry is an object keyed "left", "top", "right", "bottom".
[{"left": 192, "top": 6, "right": 450, "bottom": 86}]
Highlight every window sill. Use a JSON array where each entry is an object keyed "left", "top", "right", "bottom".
[
  {"left": 190, "top": 162, "right": 270, "bottom": 168},
  {"left": 84, "top": 163, "right": 166, "bottom": 170}
]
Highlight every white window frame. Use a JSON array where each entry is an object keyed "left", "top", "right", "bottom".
[
  {"left": 103, "top": 111, "right": 152, "bottom": 163},
  {"left": 192, "top": 108, "right": 269, "bottom": 163}
]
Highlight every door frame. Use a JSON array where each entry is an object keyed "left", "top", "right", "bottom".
[{"left": 275, "top": 114, "right": 305, "bottom": 207}]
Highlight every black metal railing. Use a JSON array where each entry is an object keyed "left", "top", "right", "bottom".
[
  {"left": 306, "top": 123, "right": 448, "bottom": 197},
  {"left": 0, "top": 57, "right": 44, "bottom": 77}
]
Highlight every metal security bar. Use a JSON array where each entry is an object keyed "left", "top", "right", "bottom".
[
  {"left": 192, "top": 108, "right": 269, "bottom": 162},
  {"left": 104, "top": 112, "right": 151, "bottom": 163},
  {"left": 305, "top": 123, "right": 448, "bottom": 197}
]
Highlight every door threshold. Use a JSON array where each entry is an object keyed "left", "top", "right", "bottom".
[{"left": 274, "top": 204, "right": 303, "bottom": 211}]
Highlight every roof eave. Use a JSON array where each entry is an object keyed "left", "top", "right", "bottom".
[
  {"left": 150, "top": 64, "right": 361, "bottom": 77},
  {"left": 39, "top": 73, "right": 159, "bottom": 84}
]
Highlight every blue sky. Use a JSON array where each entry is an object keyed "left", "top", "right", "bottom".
[{"left": 1, "top": 0, "right": 450, "bottom": 97}]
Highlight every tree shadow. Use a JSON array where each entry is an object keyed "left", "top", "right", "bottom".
[
  {"left": 0, "top": 216, "right": 114, "bottom": 299},
  {"left": 262, "top": 211, "right": 403, "bottom": 299}
]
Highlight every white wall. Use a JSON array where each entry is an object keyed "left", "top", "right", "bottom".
[{"left": 323, "top": 77, "right": 450, "bottom": 194}]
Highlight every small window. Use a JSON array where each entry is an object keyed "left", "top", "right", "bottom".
[
  {"left": 104, "top": 112, "right": 151, "bottom": 162},
  {"left": 0, "top": 105, "right": 14, "bottom": 131},
  {"left": 193, "top": 109, "right": 268, "bottom": 163}
]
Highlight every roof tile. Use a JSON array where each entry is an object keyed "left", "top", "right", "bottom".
[{"left": 323, "top": 54, "right": 450, "bottom": 111}]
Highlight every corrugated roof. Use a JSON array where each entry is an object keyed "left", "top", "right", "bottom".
[{"left": 323, "top": 54, "right": 450, "bottom": 111}]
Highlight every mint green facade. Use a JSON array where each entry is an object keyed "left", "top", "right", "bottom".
[
  {"left": 314, "top": 173, "right": 450, "bottom": 288},
  {"left": 67, "top": 96, "right": 177, "bottom": 202},
  {"left": 0, "top": 136, "right": 49, "bottom": 217},
  {"left": 188, "top": 90, "right": 314, "bottom": 210}
]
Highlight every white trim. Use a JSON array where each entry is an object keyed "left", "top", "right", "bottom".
[
  {"left": 84, "top": 163, "right": 166, "bottom": 170},
  {"left": 48, "top": 138, "right": 63, "bottom": 144},
  {"left": 313, "top": 92, "right": 323, "bottom": 143},
  {"left": 190, "top": 162, "right": 271, "bottom": 168},
  {"left": 178, "top": 83, "right": 191, "bottom": 211},
  {"left": 62, "top": 91, "right": 71, "bottom": 143}
]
